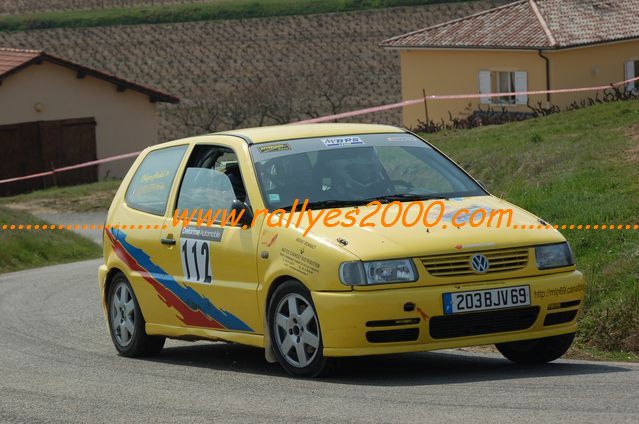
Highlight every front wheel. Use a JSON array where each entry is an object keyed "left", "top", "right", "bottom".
[
  {"left": 268, "top": 280, "right": 329, "bottom": 377},
  {"left": 496, "top": 333, "right": 575, "bottom": 364},
  {"left": 107, "top": 273, "right": 165, "bottom": 357}
]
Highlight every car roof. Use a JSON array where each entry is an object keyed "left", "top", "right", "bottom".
[
  {"left": 153, "top": 123, "right": 406, "bottom": 149},
  {"left": 218, "top": 123, "right": 406, "bottom": 144}
]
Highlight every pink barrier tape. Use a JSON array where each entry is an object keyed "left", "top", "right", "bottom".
[
  {"left": 295, "top": 76, "right": 639, "bottom": 124},
  {"left": 2, "top": 76, "right": 638, "bottom": 186},
  {"left": 0, "top": 151, "right": 141, "bottom": 185}
]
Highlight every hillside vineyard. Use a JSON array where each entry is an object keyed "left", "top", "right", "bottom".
[
  {"left": 0, "top": 1, "right": 507, "bottom": 139},
  {"left": 0, "top": 0, "right": 213, "bottom": 14}
]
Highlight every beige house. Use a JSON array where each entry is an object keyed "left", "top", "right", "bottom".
[
  {"left": 381, "top": 0, "right": 639, "bottom": 128},
  {"left": 0, "top": 48, "right": 178, "bottom": 194}
]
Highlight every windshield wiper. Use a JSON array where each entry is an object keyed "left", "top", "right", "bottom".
[
  {"left": 281, "top": 199, "right": 370, "bottom": 211},
  {"left": 281, "top": 195, "right": 450, "bottom": 211},
  {"left": 360, "top": 194, "right": 450, "bottom": 203}
]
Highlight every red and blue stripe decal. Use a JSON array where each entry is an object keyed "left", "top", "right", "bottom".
[{"left": 106, "top": 228, "right": 253, "bottom": 332}]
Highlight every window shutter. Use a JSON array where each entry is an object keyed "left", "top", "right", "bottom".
[
  {"left": 479, "top": 71, "right": 491, "bottom": 104},
  {"left": 625, "top": 61, "right": 636, "bottom": 91},
  {"left": 514, "top": 71, "right": 528, "bottom": 105}
]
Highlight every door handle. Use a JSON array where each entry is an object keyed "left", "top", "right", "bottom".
[{"left": 160, "top": 237, "right": 176, "bottom": 246}]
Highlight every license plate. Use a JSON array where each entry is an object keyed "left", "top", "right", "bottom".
[{"left": 443, "top": 285, "right": 530, "bottom": 314}]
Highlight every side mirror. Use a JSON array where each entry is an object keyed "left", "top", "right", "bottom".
[{"left": 231, "top": 199, "right": 253, "bottom": 227}]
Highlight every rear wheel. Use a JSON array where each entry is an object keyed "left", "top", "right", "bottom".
[
  {"left": 268, "top": 280, "right": 329, "bottom": 377},
  {"left": 496, "top": 333, "right": 575, "bottom": 364},
  {"left": 107, "top": 273, "right": 165, "bottom": 357}
]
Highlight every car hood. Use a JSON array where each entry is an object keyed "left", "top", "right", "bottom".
[{"left": 292, "top": 196, "right": 565, "bottom": 260}]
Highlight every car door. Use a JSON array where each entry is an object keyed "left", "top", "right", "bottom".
[{"left": 159, "top": 143, "right": 262, "bottom": 334}]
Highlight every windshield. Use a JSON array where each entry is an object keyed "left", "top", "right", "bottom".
[{"left": 250, "top": 133, "right": 485, "bottom": 210}]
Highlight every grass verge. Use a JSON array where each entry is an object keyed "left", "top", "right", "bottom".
[
  {"left": 426, "top": 100, "right": 639, "bottom": 356},
  {"left": 0, "top": 179, "right": 121, "bottom": 212},
  {"left": 0, "top": 0, "right": 470, "bottom": 31},
  {"left": 0, "top": 206, "right": 101, "bottom": 274}
]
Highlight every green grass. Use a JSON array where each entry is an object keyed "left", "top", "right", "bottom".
[
  {"left": 0, "top": 206, "right": 101, "bottom": 274},
  {"left": 0, "top": 0, "right": 470, "bottom": 31},
  {"left": 0, "top": 180, "right": 121, "bottom": 212},
  {"left": 574, "top": 346, "right": 639, "bottom": 362},
  {"left": 425, "top": 100, "right": 639, "bottom": 355}
]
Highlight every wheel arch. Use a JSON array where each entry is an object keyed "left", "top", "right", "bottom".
[
  {"left": 104, "top": 266, "right": 124, "bottom": 305},
  {"left": 266, "top": 275, "right": 304, "bottom": 306}
]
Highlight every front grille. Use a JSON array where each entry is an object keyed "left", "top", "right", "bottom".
[
  {"left": 420, "top": 247, "right": 529, "bottom": 277},
  {"left": 544, "top": 310, "right": 578, "bottom": 326},
  {"left": 429, "top": 306, "right": 539, "bottom": 339},
  {"left": 366, "top": 328, "right": 419, "bottom": 343}
]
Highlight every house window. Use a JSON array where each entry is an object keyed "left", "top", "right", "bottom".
[
  {"left": 625, "top": 60, "right": 639, "bottom": 91},
  {"left": 479, "top": 70, "right": 528, "bottom": 105},
  {"left": 494, "top": 71, "right": 516, "bottom": 104}
]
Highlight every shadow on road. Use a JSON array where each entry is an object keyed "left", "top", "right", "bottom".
[
  {"left": 148, "top": 342, "right": 632, "bottom": 386},
  {"left": 148, "top": 343, "right": 282, "bottom": 377},
  {"left": 329, "top": 351, "right": 632, "bottom": 387}
]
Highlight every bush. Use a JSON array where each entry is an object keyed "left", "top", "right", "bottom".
[{"left": 413, "top": 86, "right": 639, "bottom": 133}]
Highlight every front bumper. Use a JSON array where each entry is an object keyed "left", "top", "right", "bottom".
[
  {"left": 312, "top": 270, "right": 585, "bottom": 357},
  {"left": 98, "top": 264, "right": 109, "bottom": 317}
]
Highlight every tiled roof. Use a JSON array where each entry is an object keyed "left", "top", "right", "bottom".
[
  {"left": 0, "top": 48, "right": 40, "bottom": 75},
  {"left": 381, "top": 0, "right": 639, "bottom": 50},
  {"left": 0, "top": 47, "right": 179, "bottom": 103}
]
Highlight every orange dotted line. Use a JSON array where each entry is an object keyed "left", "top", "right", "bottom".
[
  {"left": 0, "top": 224, "right": 169, "bottom": 230},
  {"left": 508, "top": 224, "right": 639, "bottom": 230},
  {"left": 1, "top": 223, "right": 638, "bottom": 231}
]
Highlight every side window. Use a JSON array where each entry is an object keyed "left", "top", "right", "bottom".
[
  {"left": 177, "top": 168, "right": 236, "bottom": 212},
  {"left": 176, "top": 145, "right": 248, "bottom": 214},
  {"left": 125, "top": 145, "right": 187, "bottom": 215}
]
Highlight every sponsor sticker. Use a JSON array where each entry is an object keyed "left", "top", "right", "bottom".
[
  {"left": 180, "top": 225, "right": 224, "bottom": 242},
  {"left": 321, "top": 136, "right": 364, "bottom": 147},
  {"left": 268, "top": 193, "right": 281, "bottom": 203},
  {"left": 280, "top": 247, "right": 320, "bottom": 276},
  {"left": 258, "top": 143, "right": 291, "bottom": 153},
  {"left": 386, "top": 136, "right": 415, "bottom": 142}
]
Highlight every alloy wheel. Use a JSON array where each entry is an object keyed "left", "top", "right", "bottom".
[
  {"left": 111, "top": 282, "right": 136, "bottom": 347},
  {"left": 273, "top": 293, "right": 321, "bottom": 368}
]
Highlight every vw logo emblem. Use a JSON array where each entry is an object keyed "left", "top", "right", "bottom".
[{"left": 470, "top": 254, "right": 490, "bottom": 274}]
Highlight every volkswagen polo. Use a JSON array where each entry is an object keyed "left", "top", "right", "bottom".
[{"left": 99, "top": 123, "right": 585, "bottom": 377}]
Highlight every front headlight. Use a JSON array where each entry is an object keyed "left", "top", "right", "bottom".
[
  {"left": 339, "top": 259, "right": 418, "bottom": 286},
  {"left": 535, "top": 242, "right": 575, "bottom": 270}
]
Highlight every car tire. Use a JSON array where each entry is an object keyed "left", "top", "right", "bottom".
[
  {"left": 496, "top": 332, "right": 575, "bottom": 364},
  {"left": 268, "top": 280, "right": 331, "bottom": 378},
  {"left": 107, "top": 273, "right": 165, "bottom": 357}
]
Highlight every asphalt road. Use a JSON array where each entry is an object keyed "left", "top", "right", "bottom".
[{"left": 1, "top": 260, "right": 638, "bottom": 423}]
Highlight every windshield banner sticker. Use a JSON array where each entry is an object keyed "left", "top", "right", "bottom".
[{"left": 321, "top": 136, "right": 364, "bottom": 147}]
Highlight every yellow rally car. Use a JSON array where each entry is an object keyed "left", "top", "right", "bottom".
[{"left": 99, "top": 123, "right": 585, "bottom": 377}]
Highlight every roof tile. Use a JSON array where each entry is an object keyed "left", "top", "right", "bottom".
[
  {"left": 0, "top": 47, "right": 41, "bottom": 75},
  {"left": 381, "top": 0, "right": 639, "bottom": 49},
  {"left": 0, "top": 47, "right": 178, "bottom": 103}
]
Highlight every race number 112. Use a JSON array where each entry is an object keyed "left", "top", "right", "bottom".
[{"left": 180, "top": 238, "right": 212, "bottom": 284}]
